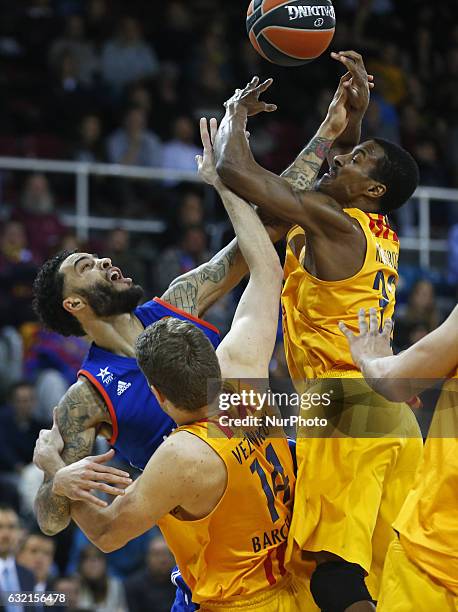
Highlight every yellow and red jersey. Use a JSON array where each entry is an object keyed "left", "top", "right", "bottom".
[
  {"left": 394, "top": 368, "right": 458, "bottom": 595},
  {"left": 157, "top": 407, "right": 296, "bottom": 606},
  {"left": 282, "top": 209, "right": 399, "bottom": 380}
]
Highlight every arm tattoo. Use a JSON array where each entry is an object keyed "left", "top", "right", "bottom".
[
  {"left": 282, "top": 136, "right": 333, "bottom": 191},
  {"left": 161, "top": 239, "right": 243, "bottom": 317},
  {"left": 35, "top": 379, "right": 107, "bottom": 536}
]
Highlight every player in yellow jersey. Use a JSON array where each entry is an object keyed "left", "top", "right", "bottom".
[
  {"left": 32, "top": 118, "right": 316, "bottom": 611},
  {"left": 214, "top": 51, "right": 423, "bottom": 610},
  {"left": 340, "top": 306, "right": 458, "bottom": 610}
]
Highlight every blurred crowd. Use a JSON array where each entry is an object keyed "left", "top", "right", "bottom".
[{"left": 0, "top": 1, "right": 457, "bottom": 609}]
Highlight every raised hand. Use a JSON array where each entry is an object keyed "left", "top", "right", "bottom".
[
  {"left": 331, "top": 50, "right": 373, "bottom": 115},
  {"left": 196, "top": 117, "right": 219, "bottom": 186},
  {"left": 224, "top": 76, "right": 277, "bottom": 117},
  {"left": 323, "top": 78, "right": 350, "bottom": 137},
  {"left": 52, "top": 449, "right": 133, "bottom": 507},
  {"left": 339, "top": 307, "right": 393, "bottom": 370}
]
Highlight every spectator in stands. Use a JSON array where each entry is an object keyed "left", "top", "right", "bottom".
[
  {"left": 107, "top": 106, "right": 162, "bottom": 168},
  {"left": 177, "top": 191, "right": 204, "bottom": 229},
  {"left": 162, "top": 116, "right": 200, "bottom": 184},
  {"left": 77, "top": 544, "right": 128, "bottom": 612},
  {"left": 155, "top": 225, "right": 210, "bottom": 294},
  {"left": 47, "top": 50, "right": 93, "bottom": 136},
  {"left": 85, "top": 0, "right": 112, "bottom": 48},
  {"left": 124, "top": 535, "right": 175, "bottom": 612},
  {"left": 0, "top": 382, "right": 46, "bottom": 475},
  {"left": 403, "top": 279, "right": 440, "bottom": 330},
  {"left": 14, "top": 173, "right": 65, "bottom": 260},
  {"left": 101, "top": 16, "right": 159, "bottom": 93},
  {"left": 17, "top": 532, "right": 56, "bottom": 593},
  {"left": 361, "top": 97, "right": 400, "bottom": 144},
  {"left": 73, "top": 114, "right": 105, "bottom": 163},
  {"left": 0, "top": 220, "right": 38, "bottom": 329},
  {"left": 395, "top": 279, "right": 440, "bottom": 349},
  {"left": 104, "top": 228, "right": 146, "bottom": 290},
  {"left": 53, "top": 576, "right": 84, "bottom": 612},
  {"left": 368, "top": 43, "right": 407, "bottom": 106},
  {"left": 0, "top": 505, "right": 36, "bottom": 603},
  {"left": 49, "top": 14, "right": 98, "bottom": 86}
]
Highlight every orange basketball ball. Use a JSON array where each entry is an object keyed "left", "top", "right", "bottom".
[{"left": 246, "top": 0, "right": 336, "bottom": 66}]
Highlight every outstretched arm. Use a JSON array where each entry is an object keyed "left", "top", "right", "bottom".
[
  {"left": 214, "top": 77, "right": 355, "bottom": 236},
  {"left": 326, "top": 51, "right": 373, "bottom": 164},
  {"left": 340, "top": 306, "right": 458, "bottom": 401},
  {"left": 176, "top": 118, "right": 281, "bottom": 378},
  {"left": 61, "top": 433, "right": 198, "bottom": 552}
]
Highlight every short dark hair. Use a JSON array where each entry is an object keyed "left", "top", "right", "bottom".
[
  {"left": 33, "top": 250, "right": 85, "bottom": 337},
  {"left": 371, "top": 138, "right": 420, "bottom": 213},
  {"left": 135, "top": 318, "right": 221, "bottom": 412},
  {"left": 18, "top": 529, "right": 56, "bottom": 553}
]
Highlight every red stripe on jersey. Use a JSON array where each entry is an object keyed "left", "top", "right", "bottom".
[
  {"left": 77, "top": 370, "right": 118, "bottom": 445},
  {"left": 383, "top": 227, "right": 390, "bottom": 239},
  {"left": 392, "top": 232, "right": 399, "bottom": 242},
  {"left": 264, "top": 550, "right": 276, "bottom": 585},
  {"left": 276, "top": 542, "right": 287, "bottom": 576},
  {"left": 199, "top": 417, "right": 235, "bottom": 439},
  {"left": 369, "top": 219, "right": 376, "bottom": 232},
  {"left": 153, "top": 297, "right": 220, "bottom": 335}
]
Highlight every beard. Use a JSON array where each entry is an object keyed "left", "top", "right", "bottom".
[{"left": 80, "top": 281, "right": 144, "bottom": 318}]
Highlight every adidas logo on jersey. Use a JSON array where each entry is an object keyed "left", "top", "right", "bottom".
[{"left": 117, "top": 380, "right": 131, "bottom": 396}]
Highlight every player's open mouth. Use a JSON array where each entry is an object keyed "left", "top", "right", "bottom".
[{"left": 107, "top": 267, "right": 132, "bottom": 285}]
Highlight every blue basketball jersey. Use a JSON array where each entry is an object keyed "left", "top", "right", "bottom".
[{"left": 78, "top": 297, "right": 220, "bottom": 470}]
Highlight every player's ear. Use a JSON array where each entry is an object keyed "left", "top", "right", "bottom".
[
  {"left": 62, "top": 294, "right": 86, "bottom": 315},
  {"left": 366, "top": 182, "right": 386, "bottom": 199},
  {"left": 150, "top": 384, "right": 165, "bottom": 404}
]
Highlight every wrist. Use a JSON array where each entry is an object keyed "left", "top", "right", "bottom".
[
  {"left": 318, "top": 119, "right": 341, "bottom": 140},
  {"left": 226, "top": 102, "right": 248, "bottom": 123},
  {"left": 43, "top": 454, "right": 66, "bottom": 479}
]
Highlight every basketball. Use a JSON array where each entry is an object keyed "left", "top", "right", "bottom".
[{"left": 246, "top": 0, "right": 336, "bottom": 66}]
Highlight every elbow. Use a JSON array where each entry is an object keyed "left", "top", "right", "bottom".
[
  {"left": 38, "top": 522, "right": 63, "bottom": 537},
  {"left": 94, "top": 532, "right": 117, "bottom": 554}
]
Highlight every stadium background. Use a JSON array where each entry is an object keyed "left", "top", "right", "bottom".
[{"left": 0, "top": 0, "right": 456, "bottom": 610}]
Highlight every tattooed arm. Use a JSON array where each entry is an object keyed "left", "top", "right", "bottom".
[
  {"left": 34, "top": 378, "right": 110, "bottom": 535},
  {"left": 281, "top": 128, "right": 334, "bottom": 192}
]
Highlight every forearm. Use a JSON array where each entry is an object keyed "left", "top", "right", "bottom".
[
  {"left": 70, "top": 500, "right": 114, "bottom": 551},
  {"left": 281, "top": 121, "right": 336, "bottom": 191},
  {"left": 328, "top": 113, "right": 363, "bottom": 162},
  {"left": 214, "top": 178, "right": 279, "bottom": 274},
  {"left": 35, "top": 471, "right": 72, "bottom": 536}
]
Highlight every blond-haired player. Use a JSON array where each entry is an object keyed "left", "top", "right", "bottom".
[
  {"left": 341, "top": 306, "right": 458, "bottom": 611},
  {"left": 33, "top": 119, "right": 316, "bottom": 611},
  {"left": 214, "top": 51, "right": 423, "bottom": 610}
]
